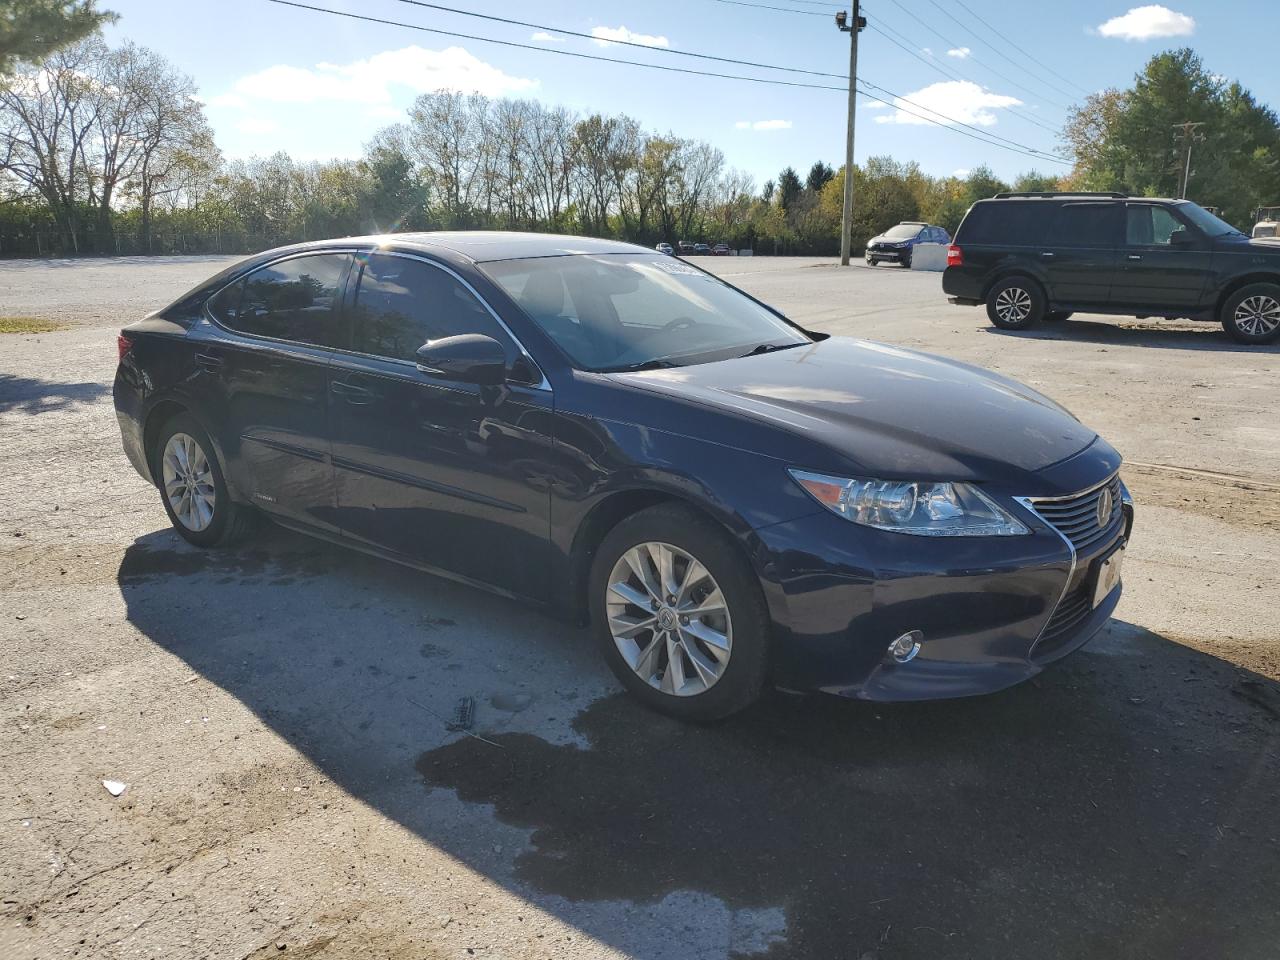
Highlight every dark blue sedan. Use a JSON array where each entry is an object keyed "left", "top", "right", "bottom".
[{"left": 113, "top": 232, "right": 1133, "bottom": 721}]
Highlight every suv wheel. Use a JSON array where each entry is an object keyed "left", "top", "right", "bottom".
[
  {"left": 1221, "top": 283, "right": 1280, "bottom": 344},
  {"left": 589, "top": 503, "right": 769, "bottom": 722},
  {"left": 987, "top": 277, "right": 1045, "bottom": 330}
]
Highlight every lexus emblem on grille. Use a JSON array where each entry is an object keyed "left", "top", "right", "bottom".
[{"left": 1097, "top": 487, "right": 1113, "bottom": 528}]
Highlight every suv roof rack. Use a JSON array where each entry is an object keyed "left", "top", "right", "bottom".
[{"left": 992, "top": 191, "right": 1129, "bottom": 199}]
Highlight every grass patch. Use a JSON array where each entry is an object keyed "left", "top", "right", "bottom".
[{"left": 0, "top": 316, "right": 66, "bottom": 334}]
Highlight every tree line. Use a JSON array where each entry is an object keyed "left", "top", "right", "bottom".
[{"left": 2, "top": 27, "right": 1277, "bottom": 258}]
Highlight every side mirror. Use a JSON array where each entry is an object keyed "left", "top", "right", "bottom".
[
  {"left": 1169, "top": 228, "right": 1195, "bottom": 247},
  {"left": 415, "top": 334, "right": 507, "bottom": 386}
]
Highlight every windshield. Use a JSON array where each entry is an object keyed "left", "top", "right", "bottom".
[
  {"left": 482, "top": 254, "right": 810, "bottom": 372},
  {"left": 882, "top": 224, "right": 922, "bottom": 239},
  {"left": 1178, "top": 202, "right": 1243, "bottom": 237}
]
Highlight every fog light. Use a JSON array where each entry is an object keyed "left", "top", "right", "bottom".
[{"left": 887, "top": 630, "right": 923, "bottom": 663}]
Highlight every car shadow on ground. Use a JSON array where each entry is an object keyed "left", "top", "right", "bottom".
[
  {"left": 0, "top": 374, "right": 109, "bottom": 414},
  {"left": 983, "top": 317, "right": 1280, "bottom": 353},
  {"left": 118, "top": 525, "right": 1280, "bottom": 960}
]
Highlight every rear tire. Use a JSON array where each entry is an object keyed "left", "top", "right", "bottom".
[
  {"left": 986, "top": 276, "right": 1046, "bottom": 330},
  {"left": 152, "top": 413, "right": 256, "bottom": 548},
  {"left": 589, "top": 503, "right": 769, "bottom": 722},
  {"left": 1220, "top": 283, "right": 1280, "bottom": 344}
]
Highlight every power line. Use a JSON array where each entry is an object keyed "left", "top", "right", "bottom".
[
  {"left": 950, "top": 0, "right": 1093, "bottom": 96},
  {"left": 701, "top": 0, "right": 829, "bottom": 16},
  {"left": 915, "top": 0, "right": 1082, "bottom": 107},
  {"left": 390, "top": 0, "right": 846, "bottom": 79},
  {"left": 262, "top": 0, "right": 1068, "bottom": 165},
  {"left": 861, "top": 14, "right": 1064, "bottom": 138},
  {"left": 873, "top": 0, "right": 1073, "bottom": 110}
]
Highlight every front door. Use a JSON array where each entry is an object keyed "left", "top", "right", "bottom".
[
  {"left": 1112, "top": 203, "right": 1212, "bottom": 311},
  {"left": 1041, "top": 202, "right": 1123, "bottom": 307},
  {"left": 328, "top": 252, "right": 554, "bottom": 599},
  {"left": 197, "top": 252, "right": 351, "bottom": 532}
]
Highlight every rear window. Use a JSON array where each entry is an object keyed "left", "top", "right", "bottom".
[{"left": 955, "top": 201, "right": 1046, "bottom": 245}]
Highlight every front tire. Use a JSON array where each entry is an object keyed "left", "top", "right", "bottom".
[
  {"left": 589, "top": 503, "right": 770, "bottom": 722},
  {"left": 986, "top": 276, "right": 1045, "bottom": 330},
  {"left": 1221, "top": 283, "right": 1280, "bottom": 344},
  {"left": 153, "top": 413, "right": 256, "bottom": 548}
]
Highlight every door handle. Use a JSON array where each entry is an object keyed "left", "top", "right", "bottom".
[
  {"left": 330, "top": 380, "right": 375, "bottom": 404},
  {"left": 194, "top": 352, "right": 223, "bottom": 373},
  {"left": 1127, "top": 255, "right": 1143, "bottom": 261},
  {"left": 1039, "top": 251, "right": 1055, "bottom": 258}
]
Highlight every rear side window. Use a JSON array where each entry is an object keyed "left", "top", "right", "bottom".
[
  {"left": 1126, "top": 205, "right": 1184, "bottom": 246},
  {"left": 1051, "top": 203, "right": 1123, "bottom": 247},
  {"left": 350, "top": 254, "right": 509, "bottom": 362},
  {"left": 210, "top": 254, "right": 350, "bottom": 348},
  {"left": 955, "top": 201, "right": 1044, "bottom": 245}
]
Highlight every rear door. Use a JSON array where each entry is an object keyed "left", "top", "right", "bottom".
[
  {"left": 198, "top": 252, "right": 351, "bottom": 531},
  {"left": 1112, "top": 203, "right": 1211, "bottom": 311},
  {"left": 328, "top": 252, "right": 554, "bottom": 599},
  {"left": 1041, "top": 202, "right": 1123, "bottom": 306}
]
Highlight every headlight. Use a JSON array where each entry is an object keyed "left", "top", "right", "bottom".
[{"left": 788, "top": 469, "right": 1029, "bottom": 536}]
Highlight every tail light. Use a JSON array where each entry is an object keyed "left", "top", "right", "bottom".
[
  {"left": 117, "top": 334, "right": 134, "bottom": 363},
  {"left": 947, "top": 245, "right": 963, "bottom": 268}
]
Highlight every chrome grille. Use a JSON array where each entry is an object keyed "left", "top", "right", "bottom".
[{"left": 1026, "top": 474, "right": 1124, "bottom": 554}]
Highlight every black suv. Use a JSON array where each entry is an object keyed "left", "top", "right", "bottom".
[{"left": 942, "top": 192, "right": 1280, "bottom": 344}]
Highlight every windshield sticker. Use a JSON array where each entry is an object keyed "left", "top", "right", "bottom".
[{"left": 649, "top": 259, "right": 703, "bottom": 277}]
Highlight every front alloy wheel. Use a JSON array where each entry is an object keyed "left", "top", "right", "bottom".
[
  {"left": 589, "top": 503, "right": 769, "bottom": 721},
  {"left": 1222, "top": 284, "right": 1280, "bottom": 344},
  {"left": 606, "top": 542, "right": 732, "bottom": 697}
]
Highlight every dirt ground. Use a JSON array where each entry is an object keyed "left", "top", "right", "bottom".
[{"left": 1, "top": 254, "right": 1278, "bottom": 960}]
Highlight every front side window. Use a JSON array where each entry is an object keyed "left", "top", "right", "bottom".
[
  {"left": 351, "top": 254, "right": 509, "bottom": 362},
  {"left": 482, "top": 254, "right": 810, "bottom": 372},
  {"left": 1126, "top": 205, "right": 1186, "bottom": 246},
  {"left": 211, "top": 254, "right": 349, "bottom": 348},
  {"left": 1051, "top": 203, "right": 1122, "bottom": 248}
]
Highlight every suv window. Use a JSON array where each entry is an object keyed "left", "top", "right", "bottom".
[
  {"left": 210, "top": 254, "right": 349, "bottom": 348},
  {"left": 1127, "top": 204, "right": 1185, "bottom": 246},
  {"left": 351, "top": 254, "right": 509, "bottom": 362},
  {"left": 956, "top": 201, "right": 1042, "bottom": 245},
  {"left": 1050, "top": 203, "right": 1122, "bottom": 248}
]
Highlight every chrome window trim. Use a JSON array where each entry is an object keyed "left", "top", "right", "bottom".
[
  {"left": 1020, "top": 468, "right": 1120, "bottom": 503},
  {"left": 201, "top": 246, "right": 550, "bottom": 392},
  {"left": 355, "top": 250, "right": 550, "bottom": 391}
]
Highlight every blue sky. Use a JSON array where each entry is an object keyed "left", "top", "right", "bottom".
[{"left": 102, "top": 1, "right": 1278, "bottom": 186}]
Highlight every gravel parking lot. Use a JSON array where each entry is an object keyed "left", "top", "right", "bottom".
[{"left": 2, "top": 253, "right": 1278, "bottom": 959}]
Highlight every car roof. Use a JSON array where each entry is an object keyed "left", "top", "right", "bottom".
[{"left": 287, "top": 231, "right": 657, "bottom": 264}]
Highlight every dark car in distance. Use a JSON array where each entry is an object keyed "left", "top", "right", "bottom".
[
  {"left": 866, "top": 222, "right": 950, "bottom": 268},
  {"left": 114, "top": 232, "right": 1134, "bottom": 721},
  {"left": 943, "top": 191, "right": 1280, "bottom": 344},
  {"left": 692, "top": 242, "right": 712, "bottom": 255}
]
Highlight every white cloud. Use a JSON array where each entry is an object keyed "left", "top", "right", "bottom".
[
  {"left": 952, "top": 168, "right": 971, "bottom": 178},
  {"left": 874, "top": 80, "right": 1022, "bottom": 127},
  {"left": 1096, "top": 5, "right": 1195, "bottom": 40},
  {"left": 735, "top": 119, "right": 792, "bottom": 131},
  {"left": 947, "top": 46, "right": 972, "bottom": 58},
  {"left": 221, "top": 45, "right": 536, "bottom": 106},
  {"left": 922, "top": 47, "right": 934, "bottom": 57},
  {"left": 591, "top": 25, "right": 669, "bottom": 48},
  {"left": 530, "top": 31, "right": 565, "bottom": 44}
]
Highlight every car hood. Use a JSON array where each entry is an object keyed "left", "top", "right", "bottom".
[{"left": 611, "top": 337, "right": 1099, "bottom": 482}]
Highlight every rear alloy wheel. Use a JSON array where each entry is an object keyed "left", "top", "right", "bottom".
[
  {"left": 153, "top": 413, "right": 256, "bottom": 548},
  {"left": 987, "top": 277, "right": 1045, "bottom": 330},
  {"left": 1221, "top": 283, "right": 1280, "bottom": 344},
  {"left": 590, "top": 503, "right": 769, "bottom": 721}
]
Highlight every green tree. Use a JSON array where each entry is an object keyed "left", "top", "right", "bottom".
[
  {"left": 805, "top": 161, "right": 834, "bottom": 193},
  {"left": 0, "top": 0, "right": 114, "bottom": 73},
  {"left": 776, "top": 166, "right": 803, "bottom": 211}
]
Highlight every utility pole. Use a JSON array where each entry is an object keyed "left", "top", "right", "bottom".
[
  {"left": 1172, "top": 121, "right": 1206, "bottom": 199},
  {"left": 836, "top": 3, "right": 866, "bottom": 266}
]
